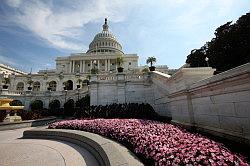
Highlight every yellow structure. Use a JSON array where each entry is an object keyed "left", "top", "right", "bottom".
[{"left": 0, "top": 98, "right": 24, "bottom": 122}]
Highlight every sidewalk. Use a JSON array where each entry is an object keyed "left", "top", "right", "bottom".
[{"left": 0, "top": 127, "right": 99, "bottom": 166}]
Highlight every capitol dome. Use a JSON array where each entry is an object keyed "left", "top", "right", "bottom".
[{"left": 86, "top": 18, "right": 124, "bottom": 54}]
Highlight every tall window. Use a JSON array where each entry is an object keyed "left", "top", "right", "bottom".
[
  {"left": 49, "top": 81, "right": 57, "bottom": 91},
  {"left": 33, "top": 81, "right": 41, "bottom": 91},
  {"left": 16, "top": 82, "right": 24, "bottom": 91}
]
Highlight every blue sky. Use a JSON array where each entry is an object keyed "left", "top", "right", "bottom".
[{"left": 0, "top": 0, "right": 249, "bottom": 73}]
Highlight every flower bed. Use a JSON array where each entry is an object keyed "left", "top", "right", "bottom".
[{"left": 49, "top": 119, "right": 248, "bottom": 166}]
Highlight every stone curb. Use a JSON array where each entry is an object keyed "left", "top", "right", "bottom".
[
  {"left": 0, "top": 117, "right": 56, "bottom": 131},
  {"left": 23, "top": 127, "right": 144, "bottom": 166}
]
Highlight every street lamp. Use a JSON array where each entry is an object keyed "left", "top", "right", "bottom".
[
  {"left": 93, "top": 60, "right": 97, "bottom": 69},
  {"left": 77, "top": 88, "right": 80, "bottom": 101},
  {"left": 205, "top": 57, "right": 209, "bottom": 67},
  {"left": 64, "top": 90, "right": 68, "bottom": 103}
]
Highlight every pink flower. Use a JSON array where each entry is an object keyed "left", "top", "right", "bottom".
[{"left": 48, "top": 119, "right": 249, "bottom": 166}]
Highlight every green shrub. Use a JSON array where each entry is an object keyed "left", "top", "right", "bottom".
[
  {"left": 30, "top": 100, "right": 43, "bottom": 111},
  {"left": 0, "top": 110, "right": 6, "bottom": 122},
  {"left": 75, "top": 95, "right": 90, "bottom": 108},
  {"left": 49, "top": 100, "right": 61, "bottom": 116},
  {"left": 74, "top": 103, "right": 162, "bottom": 121},
  {"left": 64, "top": 99, "right": 75, "bottom": 116}
]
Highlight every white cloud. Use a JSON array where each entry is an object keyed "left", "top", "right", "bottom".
[
  {"left": 5, "top": 0, "right": 141, "bottom": 51},
  {"left": 6, "top": 0, "right": 22, "bottom": 8}
]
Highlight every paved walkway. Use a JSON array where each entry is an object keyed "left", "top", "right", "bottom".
[{"left": 0, "top": 127, "right": 99, "bottom": 166}]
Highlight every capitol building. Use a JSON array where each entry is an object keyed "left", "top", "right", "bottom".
[{"left": 1, "top": 18, "right": 141, "bottom": 92}]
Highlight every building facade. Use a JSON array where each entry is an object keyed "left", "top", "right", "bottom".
[
  {"left": 0, "top": 63, "right": 26, "bottom": 77},
  {"left": 3, "top": 18, "right": 139, "bottom": 93}
]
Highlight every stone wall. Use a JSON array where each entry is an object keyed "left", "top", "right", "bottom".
[
  {"left": 90, "top": 73, "right": 155, "bottom": 106},
  {"left": 90, "top": 63, "right": 250, "bottom": 145},
  {"left": 168, "top": 63, "right": 250, "bottom": 145}
]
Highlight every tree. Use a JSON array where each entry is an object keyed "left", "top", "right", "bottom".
[
  {"left": 146, "top": 57, "right": 156, "bottom": 67},
  {"left": 186, "top": 13, "right": 250, "bottom": 73},
  {"left": 77, "top": 79, "right": 82, "bottom": 88},
  {"left": 2, "top": 77, "right": 10, "bottom": 89},
  {"left": 26, "top": 79, "right": 34, "bottom": 90},
  {"left": 30, "top": 100, "right": 43, "bottom": 111},
  {"left": 116, "top": 56, "right": 124, "bottom": 67}
]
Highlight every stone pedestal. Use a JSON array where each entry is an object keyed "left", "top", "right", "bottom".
[
  {"left": 4, "top": 113, "right": 22, "bottom": 122},
  {"left": 1, "top": 89, "right": 9, "bottom": 95}
]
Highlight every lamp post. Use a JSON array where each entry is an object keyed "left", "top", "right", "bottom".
[
  {"left": 205, "top": 57, "right": 209, "bottom": 67},
  {"left": 64, "top": 89, "right": 68, "bottom": 104},
  {"left": 77, "top": 88, "right": 80, "bottom": 101},
  {"left": 93, "top": 60, "right": 97, "bottom": 70}
]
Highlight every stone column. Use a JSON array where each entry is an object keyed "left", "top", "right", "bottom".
[
  {"left": 72, "top": 60, "right": 75, "bottom": 73},
  {"left": 108, "top": 59, "right": 110, "bottom": 71},
  {"left": 82, "top": 60, "right": 85, "bottom": 73},
  {"left": 105, "top": 59, "right": 107, "bottom": 71},
  {"left": 69, "top": 61, "right": 72, "bottom": 73},
  {"left": 80, "top": 60, "right": 82, "bottom": 73},
  {"left": 97, "top": 60, "right": 100, "bottom": 70},
  {"left": 90, "top": 60, "right": 93, "bottom": 69}
]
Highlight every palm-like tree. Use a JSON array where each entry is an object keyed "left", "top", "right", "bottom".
[
  {"left": 116, "top": 56, "right": 124, "bottom": 72},
  {"left": 2, "top": 77, "right": 10, "bottom": 89},
  {"left": 146, "top": 56, "right": 156, "bottom": 67},
  {"left": 77, "top": 79, "right": 82, "bottom": 89},
  {"left": 116, "top": 56, "right": 124, "bottom": 67}
]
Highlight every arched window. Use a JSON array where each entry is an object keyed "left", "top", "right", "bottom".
[
  {"left": 64, "top": 80, "right": 73, "bottom": 90},
  {"left": 16, "top": 82, "right": 24, "bottom": 91},
  {"left": 49, "top": 81, "right": 57, "bottom": 91},
  {"left": 33, "top": 81, "right": 40, "bottom": 91}
]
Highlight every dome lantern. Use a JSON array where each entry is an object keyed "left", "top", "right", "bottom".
[
  {"left": 86, "top": 18, "right": 123, "bottom": 54},
  {"left": 103, "top": 18, "right": 109, "bottom": 31}
]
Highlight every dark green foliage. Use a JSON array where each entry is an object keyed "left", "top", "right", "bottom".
[
  {"left": 64, "top": 99, "right": 75, "bottom": 116},
  {"left": 74, "top": 103, "right": 162, "bottom": 120},
  {"left": 49, "top": 100, "right": 61, "bottom": 116},
  {"left": 75, "top": 95, "right": 90, "bottom": 108},
  {"left": 16, "top": 109, "right": 45, "bottom": 120},
  {"left": 9, "top": 100, "right": 23, "bottom": 106},
  {"left": 30, "top": 100, "right": 43, "bottom": 111},
  {"left": 186, "top": 13, "right": 250, "bottom": 73},
  {"left": 0, "top": 110, "right": 6, "bottom": 122}
]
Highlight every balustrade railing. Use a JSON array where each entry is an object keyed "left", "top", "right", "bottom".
[
  {"left": 2, "top": 86, "right": 89, "bottom": 96},
  {"left": 94, "top": 73, "right": 145, "bottom": 82}
]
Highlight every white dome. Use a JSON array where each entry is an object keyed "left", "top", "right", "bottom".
[{"left": 86, "top": 18, "right": 123, "bottom": 54}]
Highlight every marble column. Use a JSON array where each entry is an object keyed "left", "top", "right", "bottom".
[
  {"left": 80, "top": 60, "right": 82, "bottom": 73},
  {"left": 72, "top": 60, "right": 75, "bottom": 73},
  {"left": 108, "top": 59, "right": 110, "bottom": 71},
  {"left": 105, "top": 59, "right": 107, "bottom": 71},
  {"left": 69, "top": 61, "right": 72, "bottom": 73},
  {"left": 82, "top": 60, "right": 85, "bottom": 73}
]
